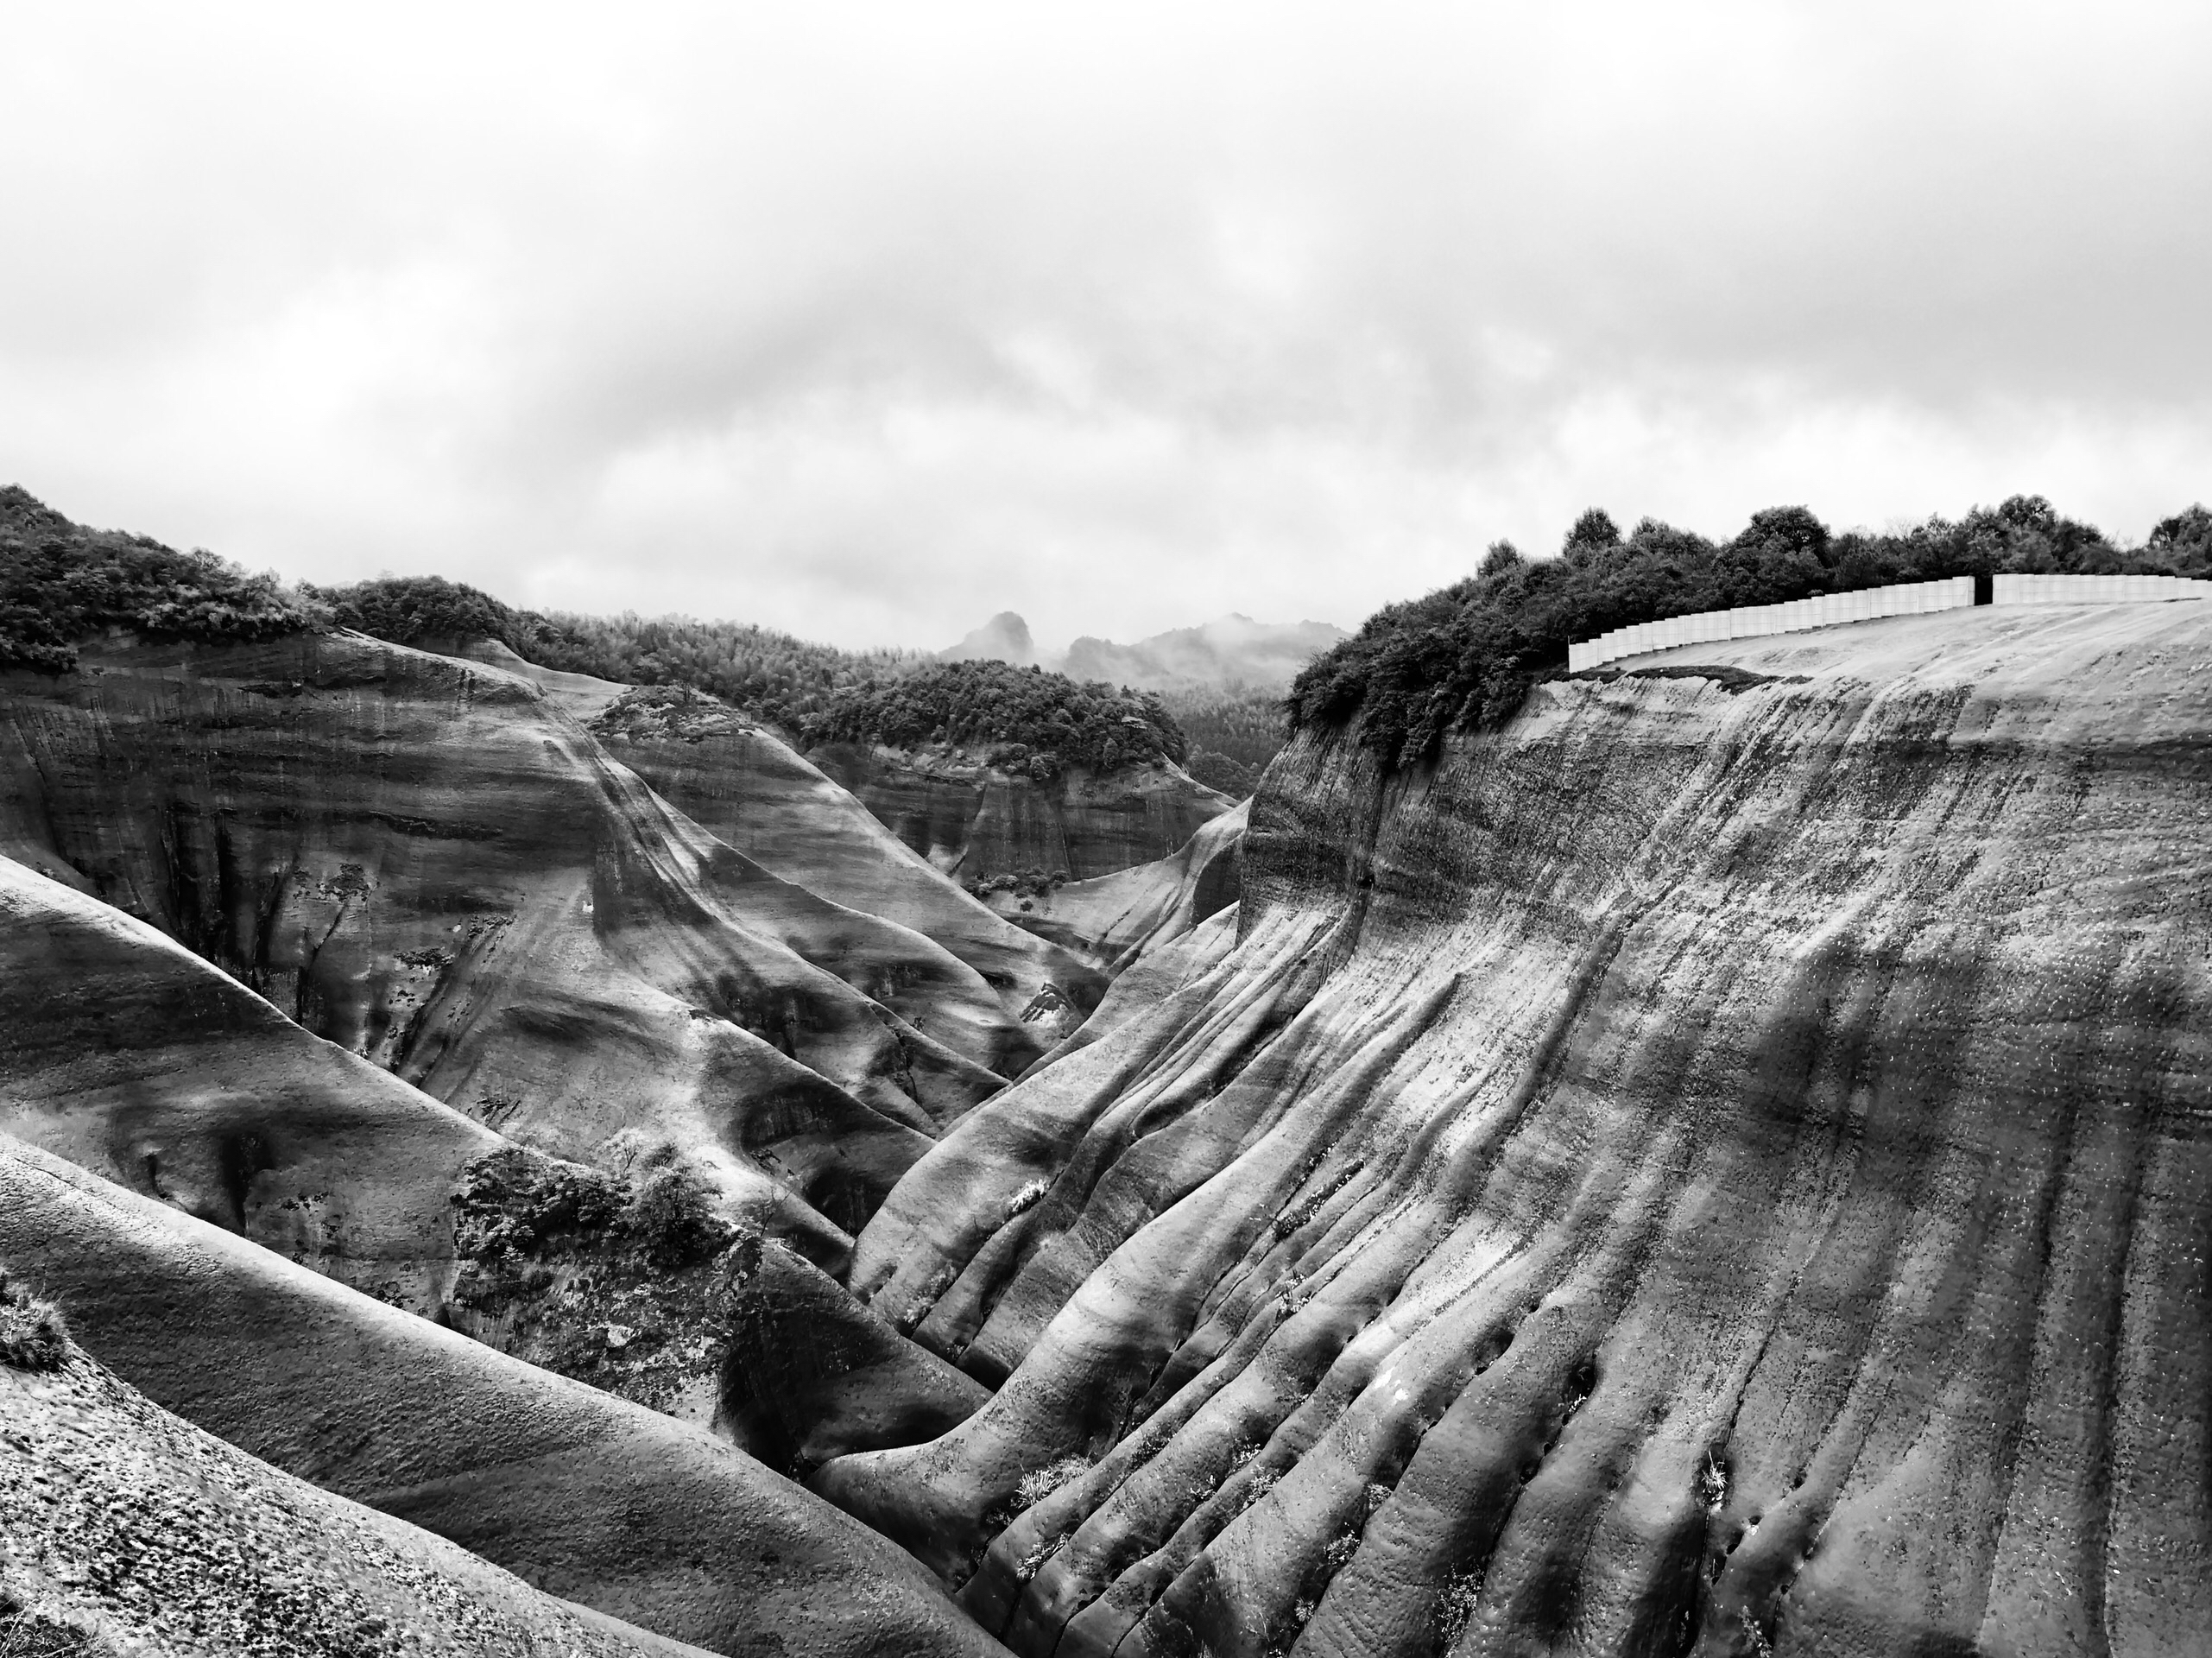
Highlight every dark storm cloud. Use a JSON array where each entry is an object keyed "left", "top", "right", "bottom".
[{"left": 3, "top": 2, "right": 2207, "bottom": 649}]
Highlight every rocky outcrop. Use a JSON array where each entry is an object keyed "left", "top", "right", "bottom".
[
  {"left": 989, "top": 801, "right": 1245, "bottom": 974},
  {"left": 0, "top": 1138, "right": 1007, "bottom": 1658},
  {"left": 808, "top": 744, "right": 1235, "bottom": 886},
  {"left": 582, "top": 684, "right": 1105, "bottom": 1041},
  {"left": 814, "top": 602, "right": 2212, "bottom": 1656},
  {"left": 0, "top": 1316, "right": 711, "bottom": 1658},
  {"left": 0, "top": 633, "right": 1040, "bottom": 1238}
]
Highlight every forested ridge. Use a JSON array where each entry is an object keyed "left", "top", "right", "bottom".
[
  {"left": 1291, "top": 495, "right": 2212, "bottom": 766},
  {"left": 0, "top": 485, "right": 322, "bottom": 672}
]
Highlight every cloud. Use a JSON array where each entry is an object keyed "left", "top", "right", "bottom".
[{"left": 3, "top": 1, "right": 2208, "bottom": 647}]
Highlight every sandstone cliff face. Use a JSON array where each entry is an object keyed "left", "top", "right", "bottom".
[
  {"left": 0, "top": 633, "right": 1044, "bottom": 1237},
  {"left": 808, "top": 744, "right": 1236, "bottom": 886},
  {"left": 0, "top": 1139, "right": 1006, "bottom": 1657},
  {"left": 818, "top": 603, "right": 2212, "bottom": 1657}
]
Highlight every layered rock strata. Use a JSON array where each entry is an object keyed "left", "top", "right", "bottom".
[{"left": 817, "top": 602, "right": 2212, "bottom": 1657}]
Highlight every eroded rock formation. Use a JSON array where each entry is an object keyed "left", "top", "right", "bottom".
[
  {"left": 0, "top": 633, "right": 1059, "bottom": 1239},
  {"left": 815, "top": 602, "right": 2212, "bottom": 1656},
  {"left": 0, "top": 1139, "right": 1004, "bottom": 1658},
  {"left": 1, "top": 1311, "right": 712, "bottom": 1657},
  {"left": 0, "top": 854, "right": 841, "bottom": 1415}
]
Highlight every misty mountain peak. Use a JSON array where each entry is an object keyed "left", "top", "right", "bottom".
[{"left": 939, "top": 611, "right": 1036, "bottom": 667}]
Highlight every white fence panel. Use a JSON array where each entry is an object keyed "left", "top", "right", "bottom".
[
  {"left": 1993, "top": 573, "right": 2211, "bottom": 605},
  {"left": 1570, "top": 570, "right": 2199, "bottom": 674}
]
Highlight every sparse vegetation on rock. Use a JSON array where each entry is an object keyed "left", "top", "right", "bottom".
[{"left": 446, "top": 1148, "right": 741, "bottom": 1415}]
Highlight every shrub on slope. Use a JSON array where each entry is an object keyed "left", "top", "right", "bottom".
[
  {"left": 1291, "top": 496, "right": 2212, "bottom": 766},
  {"left": 1, "top": 1267, "right": 69, "bottom": 1370},
  {"left": 0, "top": 486, "right": 322, "bottom": 672}
]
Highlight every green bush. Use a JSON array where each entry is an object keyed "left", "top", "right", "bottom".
[
  {"left": 1290, "top": 495, "right": 2209, "bottom": 767},
  {"left": 1, "top": 486, "right": 324, "bottom": 673}
]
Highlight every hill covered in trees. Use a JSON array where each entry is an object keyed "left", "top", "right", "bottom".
[
  {"left": 0, "top": 485, "right": 321, "bottom": 672},
  {"left": 1291, "top": 495, "right": 2212, "bottom": 766}
]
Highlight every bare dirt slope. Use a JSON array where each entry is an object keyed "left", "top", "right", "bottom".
[
  {"left": 1, "top": 1326, "right": 716, "bottom": 1658},
  {"left": 0, "top": 1138, "right": 1008, "bottom": 1658},
  {"left": 0, "top": 632, "right": 1046, "bottom": 1237},
  {"left": 816, "top": 602, "right": 2212, "bottom": 1657}
]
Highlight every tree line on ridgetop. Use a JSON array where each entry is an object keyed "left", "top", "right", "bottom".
[
  {"left": 9, "top": 484, "right": 2208, "bottom": 785},
  {"left": 0, "top": 486, "right": 1187, "bottom": 777},
  {"left": 1289, "top": 495, "right": 2212, "bottom": 768}
]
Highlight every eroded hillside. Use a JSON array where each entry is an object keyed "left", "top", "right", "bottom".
[
  {"left": 0, "top": 631, "right": 1086, "bottom": 1243},
  {"left": 814, "top": 601, "right": 2211, "bottom": 1657},
  {"left": 0, "top": 1139, "right": 1004, "bottom": 1658}
]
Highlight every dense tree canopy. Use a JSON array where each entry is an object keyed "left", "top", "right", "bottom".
[
  {"left": 1157, "top": 684, "right": 1289, "bottom": 795},
  {"left": 1, "top": 486, "right": 321, "bottom": 672},
  {"left": 803, "top": 660, "right": 1186, "bottom": 775},
  {"left": 1290, "top": 495, "right": 2212, "bottom": 767}
]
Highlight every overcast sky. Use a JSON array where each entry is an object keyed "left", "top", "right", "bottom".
[{"left": 4, "top": 3, "right": 2208, "bottom": 649}]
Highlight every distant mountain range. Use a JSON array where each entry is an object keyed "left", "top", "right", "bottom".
[{"left": 939, "top": 611, "right": 1349, "bottom": 691}]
